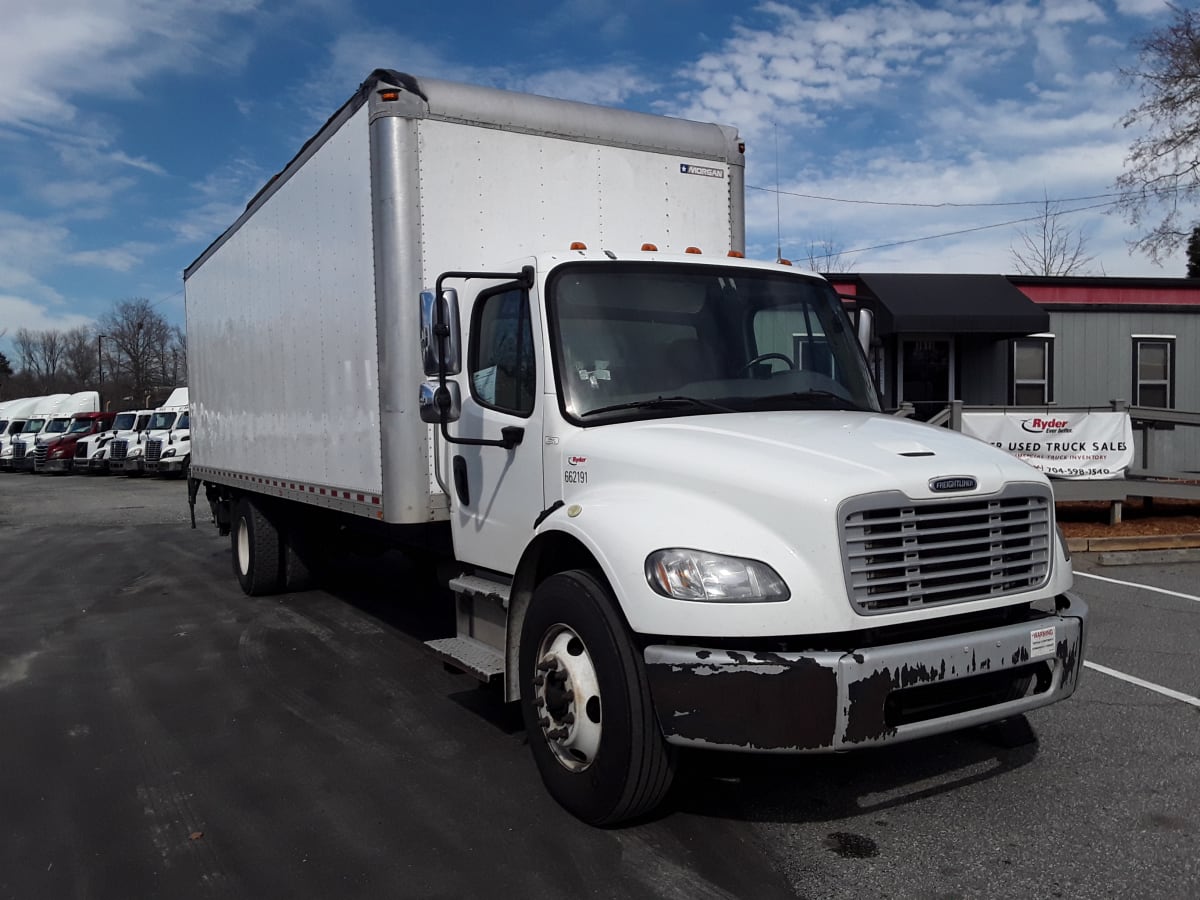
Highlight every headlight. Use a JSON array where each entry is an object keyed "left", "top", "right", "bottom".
[
  {"left": 162, "top": 448, "right": 176, "bottom": 458},
  {"left": 129, "top": 446, "right": 143, "bottom": 458},
  {"left": 645, "top": 549, "right": 789, "bottom": 602}
]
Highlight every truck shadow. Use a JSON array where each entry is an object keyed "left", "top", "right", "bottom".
[{"left": 671, "top": 725, "right": 1041, "bottom": 825}]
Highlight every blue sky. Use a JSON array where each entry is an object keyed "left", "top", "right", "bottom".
[{"left": 0, "top": 0, "right": 1179, "bottom": 356}]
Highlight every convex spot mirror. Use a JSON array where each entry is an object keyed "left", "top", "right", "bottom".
[
  {"left": 420, "top": 289, "right": 462, "bottom": 376},
  {"left": 419, "top": 380, "right": 462, "bottom": 424}
]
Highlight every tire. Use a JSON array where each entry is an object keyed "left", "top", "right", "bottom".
[
  {"left": 231, "top": 496, "right": 283, "bottom": 596},
  {"left": 519, "top": 569, "right": 675, "bottom": 825}
]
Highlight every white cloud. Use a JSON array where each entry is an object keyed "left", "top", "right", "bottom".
[
  {"left": 1114, "top": 0, "right": 1171, "bottom": 17},
  {"left": 0, "top": 0, "right": 261, "bottom": 130},
  {"left": 0, "top": 294, "right": 95, "bottom": 335}
]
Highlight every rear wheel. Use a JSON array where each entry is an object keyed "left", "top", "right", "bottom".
[
  {"left": 519, "top": 570, "right": 675, "bottom": 825},
  {"left": 231, "top": 496, "right": 283, "bottom": 595}
]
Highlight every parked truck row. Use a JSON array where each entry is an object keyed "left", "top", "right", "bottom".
[
  {"left": 185, "top": 70, "right": 1088, "bottom": 825},
  {"left": 0, "top": 388, "right": 189, "bottom": 477}
]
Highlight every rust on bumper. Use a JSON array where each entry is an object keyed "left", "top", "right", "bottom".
[{"left": 644, "top": 593, "right": 1088, "bottom": 753}]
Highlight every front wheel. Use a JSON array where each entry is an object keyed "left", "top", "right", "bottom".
[{"left": 519, "top": 570, "right": 675, "bottom": 825}]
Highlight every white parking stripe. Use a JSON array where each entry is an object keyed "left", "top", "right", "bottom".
[
  {"left": 1075, "top": 571, "right": 1200, "bottom": 603},
  {"left": 1084, "top": 661, "right": 1200, "bottom": 709}
]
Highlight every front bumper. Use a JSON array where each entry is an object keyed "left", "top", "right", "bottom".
[
  {"left": 41, "top": 459, "right": 72, "bottom": 473},
  {"left": 109, "top": 459, "right": 143, "bottom": 474},
  {"left": 644, "top": 593, "right": 1088, "bottom": 753}
]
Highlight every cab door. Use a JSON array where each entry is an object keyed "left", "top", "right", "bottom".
[{"left": 446, "top": 281, "right": 545, "bottom": 574}]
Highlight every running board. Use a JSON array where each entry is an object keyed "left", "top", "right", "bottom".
[
  {"left": 425, "top": 636, "right": 505, "bottom": 682},
  {"left": 424, "top": 573, "right": 513, "bottom": 684}
]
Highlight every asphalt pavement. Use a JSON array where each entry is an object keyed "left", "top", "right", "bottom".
[{"left": 1, "top": 473, "right": 1197, "bottom": 899}]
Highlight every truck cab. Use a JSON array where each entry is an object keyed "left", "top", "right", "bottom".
[
  {"left": 142, "top": 388, "right": 190, "bottom": 477},
  {"left": 6, "top": 394, "right": 71, "bottom": 472},
  {"left": 77, "top": 409, "right": 153, "bottom": 474},
  {"left": 0, "top": 397, "right": 46, "bottom": 471},
  {"left": 22, "top": 392, "right": 101, "bottom": 473},
  {"left": 37, "top": 411, "right": 118, "bottom": 473}
]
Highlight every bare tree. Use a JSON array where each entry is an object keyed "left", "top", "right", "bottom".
[
  {"left": 803, "top": 235, "right": 858, "bottom": 273},
  {"left": 62, "top": 326, "right": 99, "bottom": 386},
  {"left": 99, "top": 298, "right": 172, "bottom": 402},
  {"left": 1009, "top": 197, "right": 1095, "bottom": 276},
  {"left": 1115, "top": 4, "right": 1200, "bottom": 263},
  {"left": 12, "top": 328, "right": 69, "bottom": 389}
]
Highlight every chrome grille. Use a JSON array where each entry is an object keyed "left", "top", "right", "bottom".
[
  {"left": 841, "top": 486, "right": 1052, "bottom": 615},
  {"left": 146, "top": 439, "right": 162, "bottom": 462},
  {"left": 111, "top": 440, "right": 127, "bottom": 460},
  {"left": 34, "top": 444, "right": 48, "bottom": 468},
  {"left": 13, "top": 441, "right": 26, "bottom": 460}
]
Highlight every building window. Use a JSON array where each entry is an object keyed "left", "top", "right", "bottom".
[
  {"left": 1132, "top": 336, "right": 1175, "bottom": 408},
  {"left": 1011, "top": 336, "right": 1054, "bottom": 406}
]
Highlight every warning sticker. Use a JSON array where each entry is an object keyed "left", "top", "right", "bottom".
[{"left": 1030, "top": 625, "right": 1056, "bottom": 659}]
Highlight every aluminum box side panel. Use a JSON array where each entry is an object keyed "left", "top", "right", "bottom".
[
  {"left": 415, "top": 118, "right": 736, "bottom": 270},
  {"left": 185, "top": 104, "right": 384, "bottom": 504}
]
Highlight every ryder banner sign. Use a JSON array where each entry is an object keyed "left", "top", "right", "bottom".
[{"left": 961, "top": 411, "right": 1134, "bottom": 480}]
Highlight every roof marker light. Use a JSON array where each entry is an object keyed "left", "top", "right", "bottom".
[
  {"left": 641, "top": 243, "right": 658, "bottom": 252},
  {"left": 570, "top": 241, "right": 588, "bottom": 250},
  {"left": 778, "top": 258, "right": 793, "bottom": 266},
  {"left": 727, "top": 250, "right": 745, "bottom": 258},
  {"left": 685, "top": 247, "right": 702, "bottom": 254},
  {"left": 377, "top": 89, "right": 401, "bottom": 102}
]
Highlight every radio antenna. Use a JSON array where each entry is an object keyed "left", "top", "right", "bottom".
[{"left": 774, "top": 123, "right": 782, "bottom": 260}]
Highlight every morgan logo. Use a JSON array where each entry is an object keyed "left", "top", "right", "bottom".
[
  {"left": 567, "top": 456, "right": 587, "bottom": 466},
  {"left": 929, "top": 476, "right": 977, "bottom": 493}
]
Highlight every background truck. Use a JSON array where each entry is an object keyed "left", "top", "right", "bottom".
[
  {"left": 0, "top": 396, "right": 46, "bottom": 467},
  {"left": 4, "top": 393, "right": 71, "bottom": 472},
  {"left": 186, "top": 70, "right": 1088, "bottom": 825},
  {"left": 19, "top": 392, "right": 101, "bottom": 473},
  {"left": 76, "top": 409, "right": 154, "bottom": 474},
  {"left": 142, "top": 388, "right": 190, "bottom": 477},
  {"left": 109, "top": 394, "right": 186, "bottom": 477},
  {"left": 36, "top": 411, "right": 118, "bottom": 473}
]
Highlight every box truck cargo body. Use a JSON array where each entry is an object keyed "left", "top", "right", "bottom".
[{"left": 186, "top": 70, "right": 1087, "bottom": 825}]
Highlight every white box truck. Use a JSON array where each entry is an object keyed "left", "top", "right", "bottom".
[{"left": 185, "top": 70, "right": 1088, "bottom": 825}]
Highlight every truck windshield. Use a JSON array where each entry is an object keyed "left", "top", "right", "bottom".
[
  {"left": 113, "top": 413, "right": 136, "bottom": 430},
  {"left": 68, "top": 419, "right": 94, "bottom": 434},
  {"left": 45, "top": 418, "right": 71, "bottom": 434},
  {"left": 548, "top": 262, "right": 880, "bottom": 423},
  {"left": 149, "top": 412, "right": 177, "bottom": 431},
  {"left": 21, "top": 418, "right": 45, "bottom": 433}
]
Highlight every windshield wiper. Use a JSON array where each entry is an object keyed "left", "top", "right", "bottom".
[
  {"left": 580, "top": 395, "right": 733, "bottom": 418},
  {"left": 745, "top": 390, "right": 870, "bottom": 412}
]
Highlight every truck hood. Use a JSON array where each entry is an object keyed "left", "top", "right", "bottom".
[{"left": 562, "top": 410, "right": 1044, "bottom": 503}]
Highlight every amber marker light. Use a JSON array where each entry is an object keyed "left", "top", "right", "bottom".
[
  {"left": 727, "top": 250, "right": 745, "bottom": 258},
  {"left": 570, "top": 241, "right": 588, "bottom": 250},
  {"left": 377, "top": 89, "right": 401, "bottom": 101},
  {"left": 641, "top": 243, "right": 658, "bottom": 251},
  {"left": 778, "top": 258, "right": 793, "bottom": 266},
  {"left": 685, "top": 246, "right": 702, "bottom": 254}
]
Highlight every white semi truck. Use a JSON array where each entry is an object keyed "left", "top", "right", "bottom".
[
  {"left": 4, "top": 393, "right": 72, "bottom": 472},
  {"left": 185, "top": 70, "right": 1088, "bottom": 825},
  {"left": 0, "top": 396, "right": 46, "bottom": 466},
  {"left": 142, "top": 388, "right": 190, "bottom": 477},
  {"left": 76, "top": 408, "right": 154, "bottom": 474}
]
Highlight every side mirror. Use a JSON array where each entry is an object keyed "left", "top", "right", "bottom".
[
  {"left": 419, "top": 380, "right": 462, "bottom": 424},
  {"left": 420, "top": 289, "right": 462, "bottom": 376},
  {"left": 856, "top": 307, "right": 875, "bottom": 355}
]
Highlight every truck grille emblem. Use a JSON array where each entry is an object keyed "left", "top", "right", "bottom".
[{"left": 930, "top": 476, "right": 977, "bottom": 493}]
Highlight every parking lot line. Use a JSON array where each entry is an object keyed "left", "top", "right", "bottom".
[
  {"left": 1083, "top": 661, "right": 1200, "bottom": 709},
  {"left": 1075, "top": 571, "right": 1200, "bottom": 603}
]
